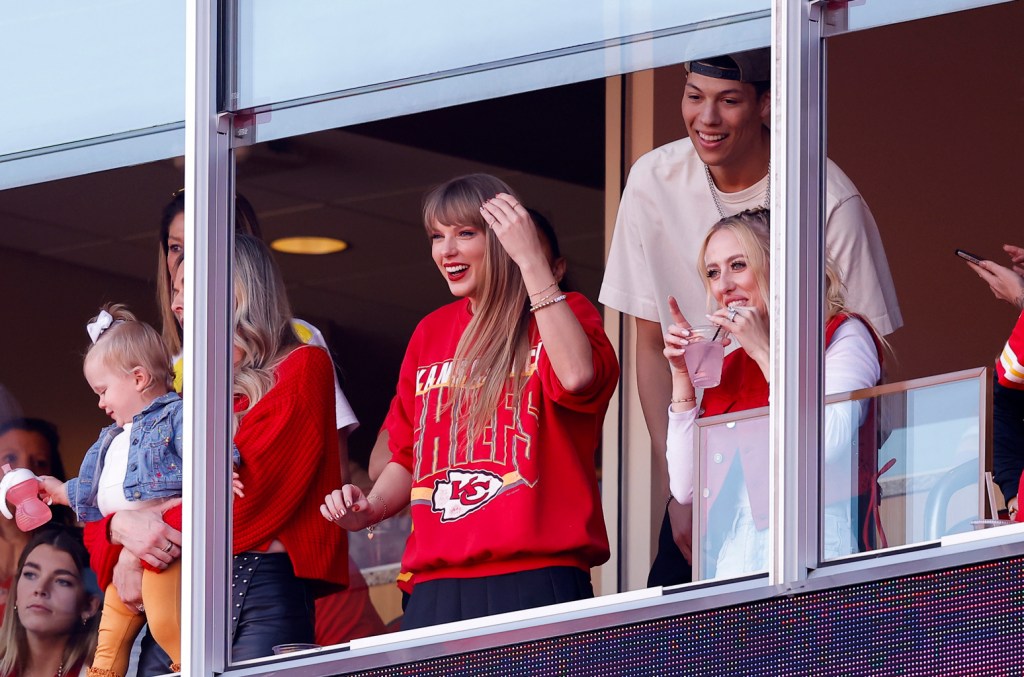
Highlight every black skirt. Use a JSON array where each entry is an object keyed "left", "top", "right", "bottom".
[{"left": 402, "top": 565, "right": 593, "bottom": 631}]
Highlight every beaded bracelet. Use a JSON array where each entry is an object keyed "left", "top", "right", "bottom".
[
  {"left": 530, "top": 293, "right": 567, "bottom": 313},
  {"left": 670, "top": 395, "right": 696, "bottom": 404},
  {"left": 365, "top": 494, "right": 388, "bottom": 540}
]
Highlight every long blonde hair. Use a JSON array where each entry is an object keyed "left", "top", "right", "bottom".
[
  {"left": 696, "top": 207, "right": 848, "bottom": 322},
  {"left": 423, "top": 174, "right": 532, "bottom": 442},
  {"left": 0, "top": 528, "right": 100, "bottom": 677},
  {"left": 232, "top": 234, "right": 300, "bottom": 431}
]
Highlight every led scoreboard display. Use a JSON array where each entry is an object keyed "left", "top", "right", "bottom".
[{"left": 355, "top": 557, "right": 1023, "bottom": 675}]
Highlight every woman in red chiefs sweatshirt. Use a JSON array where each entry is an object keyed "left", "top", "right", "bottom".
[{"left": 321, "top": 174, "right": 618, "bottom": 630}]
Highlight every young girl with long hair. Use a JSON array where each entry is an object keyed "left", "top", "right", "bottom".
[
  {"left": 0, "top": 527, "right": 101, "bottom": 677},
  {"left": 321, "top": 174, "right": 618, "bottom": 630},
  {"left": 662, "top": 208, "right": 884, "bottom": 577}
]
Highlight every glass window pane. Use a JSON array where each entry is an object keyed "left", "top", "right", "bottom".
[
  {"left": 695, "top": 409, "right": 770, "bottom": 581},
  {"left": 0, "top": 2, "right": 184, "bottom": 159},
  {"left": 234, "top": 0, "right": 767, "bottom": 109},
  {"left": 833, "top": 0, "right": 1011, "bottom": 34},
  {"left": 822, "top": 371, "right": 987, "bottom": 562}
]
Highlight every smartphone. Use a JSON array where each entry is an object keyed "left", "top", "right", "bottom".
[{"left": 955, "top": 248, "right": 984, "bottom": 265}]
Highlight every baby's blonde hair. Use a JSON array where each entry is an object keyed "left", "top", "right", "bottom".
[{"left": 85, "top": 304, "right": 174, "bottom": 392}]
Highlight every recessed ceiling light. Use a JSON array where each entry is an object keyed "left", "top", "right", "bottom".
[{"left": 270, "top": 236, "right": 348, "bottom": 255}]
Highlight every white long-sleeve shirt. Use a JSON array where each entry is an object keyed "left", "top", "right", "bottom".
[{"left": 666, "top": 317, "right": 881, "bottom": 505}]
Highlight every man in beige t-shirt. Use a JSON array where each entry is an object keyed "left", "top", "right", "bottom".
[{"left": 600, "top": 48, "right": 901, "bottom": 586}]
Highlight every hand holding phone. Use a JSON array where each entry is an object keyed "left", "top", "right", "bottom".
[{"left": 955, "top": 248, "right": 985, "bottom": 265}]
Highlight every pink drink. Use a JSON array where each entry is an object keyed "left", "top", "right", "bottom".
[{"left": 684, "top": 339, "right": 725, "bottom": 388}]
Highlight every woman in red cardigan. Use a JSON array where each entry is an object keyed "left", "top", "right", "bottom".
[{"left": 86, "top": 234, "right": 346, "bottom": 662}]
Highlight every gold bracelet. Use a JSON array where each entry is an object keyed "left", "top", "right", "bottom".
[
  {"left": 670, "top": 396, "right": 696, "bottom": 404},
  {"left": 528, "top": 280, "right": 559, "bottom": 299},
  {"left": 532, "top": 288, "right": 562, "bottom": 306},
  {"left": 365, "top": 495, "right": 388, "bottom": 540},
  {"left": 530, "top": 293, "right": 567, "bottom": 313}
]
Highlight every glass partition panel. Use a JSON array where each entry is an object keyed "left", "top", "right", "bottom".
[
  {"left": 822, "top": 368, "right": 989, "bottom": 563},
  {"left": 234, "top": 0, "right": 767, "bottom": 109},
  {"left": 694, "top": 408, "right": 770, "bottom": 581},
  {"left": 0, "top": 2, "right": 184, "bottom": 159},
  {"left": 827, "top": 0, "right": 1012, "bottom": 35},
  {"left": 692, "top": 369, "right": 989, "bottom": 579}
]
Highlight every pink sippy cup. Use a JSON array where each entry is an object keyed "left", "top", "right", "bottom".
[{"left": 0, "top": 464, "right": 52, "bottom": 532}]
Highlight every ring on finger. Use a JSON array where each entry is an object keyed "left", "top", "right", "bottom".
[
  {"left": 728, "top": 308, "right": 738, "bottom": 321},
  {"left": 162, "top": 541, "right": 173, "bottom": 553}
]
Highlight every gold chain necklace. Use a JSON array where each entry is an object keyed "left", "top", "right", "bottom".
[{"left": 704, "top": 161, "right": 771, "bottom": 219}]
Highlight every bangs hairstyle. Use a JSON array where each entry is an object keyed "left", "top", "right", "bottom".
[
  {"left": 232, "top": 234, "right": 300, "bottom": 431},
  {"left": 422, "top": 173, "right": 531, "bottom": 442},
  {"left": 86, "top": 304, "right": 174, "bottom": 392},
  {"left": 0, "top": 526, "right": 99, "bottom": 677},
  {"left": 697, "top": 207, "right": 849, "bottom": 322}
]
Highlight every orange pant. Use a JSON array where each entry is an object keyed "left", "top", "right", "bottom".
[{"left": 91, "top": 561, "right": 180, "bottom": 676}]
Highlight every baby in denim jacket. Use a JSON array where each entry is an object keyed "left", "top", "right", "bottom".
[{"left": 39, "top": 304, "right": 240, "bottom": 676}]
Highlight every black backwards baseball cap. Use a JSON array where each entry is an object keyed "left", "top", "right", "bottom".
[{"left": 686, "top": 47, "right": 770, "bottom": 83}]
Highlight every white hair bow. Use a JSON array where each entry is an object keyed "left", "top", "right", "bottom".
[{"left": 87, "top": 310, "right": 115, "bottom": 344}]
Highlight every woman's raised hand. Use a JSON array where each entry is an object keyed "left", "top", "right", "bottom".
[
  {"left": 663, "top": 296, "right": 694, "bottom": 376},
  {"left": 708, "top": 304, "right": 769, "bottom": 370},
  {"left": 320, "top": 485, "right": 371, "bottom": 532},
  {"left": 479, "top": 193, "right": 545, "bottom": 269}
]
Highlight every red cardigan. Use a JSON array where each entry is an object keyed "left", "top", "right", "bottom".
[{"left": 85, "top": 346, "right": 348, "bottom": 592}]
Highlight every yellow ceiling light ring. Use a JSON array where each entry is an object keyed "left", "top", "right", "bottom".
[{"left": 270, "top": 236, "right": 348, "bottom": 255}]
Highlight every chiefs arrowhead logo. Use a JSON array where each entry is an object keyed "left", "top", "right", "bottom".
[{"left": 431, "top": 469, "right": 503, "bottom": 522}]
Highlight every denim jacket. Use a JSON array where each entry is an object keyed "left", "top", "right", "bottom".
[{"left": 66, "top": 392, "right": 184, "bottom": 523}]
